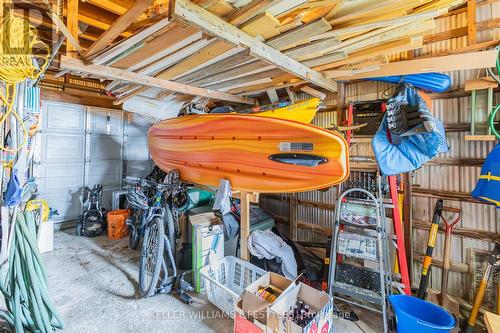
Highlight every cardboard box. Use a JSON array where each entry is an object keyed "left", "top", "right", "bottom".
[
  {"left": 242, "top": 272, "right": 295, "bottom": 322},
  {"left": 234, "top": 299, "right": 267, "bottom": 333},
  {"left": 268, "top": 283, "right": 334, "bottom": 333},
  {"left": 190, "top": 212, "right": 224, "bottom": 293}
]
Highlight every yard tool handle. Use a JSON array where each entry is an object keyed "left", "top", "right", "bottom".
[
  {"left": 465, "top": 264, "right": 493, "bottom": 333},
  {"left": 417, "top": 199, "right": 443, "bottom": 299},
  {"left": 440, "top": 206, "right": 461, "bottom": 301}
]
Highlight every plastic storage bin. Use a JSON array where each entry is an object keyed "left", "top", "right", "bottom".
[
  {"left": 107, "top": 209, "right": 130, "bottom": 240},
  {"left": 389, "top": 295, "right": 456, "bottom": 333},
  {"left": 199, "top": 256, "right": 266, "bottom": 315}
]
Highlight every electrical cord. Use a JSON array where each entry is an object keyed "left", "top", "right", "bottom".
[{"left": 0, "top": 10, "right": 49, "bottom": 152}]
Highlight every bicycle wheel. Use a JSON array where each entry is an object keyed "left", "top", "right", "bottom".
[
  {"left": 129, "top": 209, "right": 143, "bottom": 250},
  {"left": 139, "top": 217, "right": 164, "bottom": 297},
  {"left": 164, "top": 206, "right": 176, "bottom": 256}
]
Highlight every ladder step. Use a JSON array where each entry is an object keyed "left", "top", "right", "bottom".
[{"left": 333, "top": 281, "right": 383, "bottom": 305}]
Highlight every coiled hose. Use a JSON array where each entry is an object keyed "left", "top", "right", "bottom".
[{"left": 0, "top": 210, "right": 63, "bottom": 332}]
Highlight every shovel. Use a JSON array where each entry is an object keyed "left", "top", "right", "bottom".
[{"left": 438, "top": 206, "right": 461, "bottom": 321}]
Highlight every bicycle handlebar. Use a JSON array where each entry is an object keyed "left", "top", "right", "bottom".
[{"left": 123, "top": 177, "right": 180, "bottom": 191}]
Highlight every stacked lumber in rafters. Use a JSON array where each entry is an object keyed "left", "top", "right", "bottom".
[{"left": 31, "top": 0, "right": 500, "bottom": 106}]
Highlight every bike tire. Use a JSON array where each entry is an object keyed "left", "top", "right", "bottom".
[
  {"left": 164, "top": 206, "right": 176, "bottom": 257},
  {"left": 129, "top": 225, "right": 140, "bottom": 250},
  {"left": 139, "top": 217, "right": 164, "bottom": 297}
]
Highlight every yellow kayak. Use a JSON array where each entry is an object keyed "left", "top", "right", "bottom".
[
  {"left": 256, "top": 98, "right": 320, "bottom": 124},
  {"left": 220, "top": 98, "right": 320, "bottom": 124}
]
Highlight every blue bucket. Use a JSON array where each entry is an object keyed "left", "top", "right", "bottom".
[{"left": 389, "top": 295, "right": 456, "bottom": 333}]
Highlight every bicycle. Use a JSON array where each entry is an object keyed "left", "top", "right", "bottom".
[{"left": 125, "top": 170, "right": 185, "bottom": 298}]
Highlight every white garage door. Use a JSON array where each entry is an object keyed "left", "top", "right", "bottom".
[{"left": 35, "top": 101, "right": 151, "bottom": 223}]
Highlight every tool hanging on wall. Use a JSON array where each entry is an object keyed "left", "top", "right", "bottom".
[
  {"left": 417, "top": 199, "right": 443, "bottom": 299},
  {"left": 438, "top": 206, "right": 461, "bottom": 320},
  {"left": 464, "top": 243, "right": 500, "bottom": 333}
]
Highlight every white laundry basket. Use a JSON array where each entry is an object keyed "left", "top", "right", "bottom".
[{"left": 199, "top": 256, "right": 266, "bottom": 315}]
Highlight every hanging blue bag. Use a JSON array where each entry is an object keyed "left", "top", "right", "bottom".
[
  {"left": 372, "top": 85, "right": 448, "bottom": 175},
  {"left": 472, "top": 144, "right": 500, "bottom": 208}
]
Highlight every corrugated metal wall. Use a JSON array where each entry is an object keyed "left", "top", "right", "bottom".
[{"left": 261, "top": 3, "right": 500, "bottom": 309}]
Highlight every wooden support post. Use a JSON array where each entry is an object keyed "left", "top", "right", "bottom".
[
  {"left": 467, "top": 0, "right": 477, "bottom": 45},
  {"left": 240, "top": 191, "right": 251, "bottom": 261},
  {"left": 66, "top": 0, "right": 79, "bottom": 56},
  {"left": 289, "top": 193, "right": 298, "bottom": 241}
]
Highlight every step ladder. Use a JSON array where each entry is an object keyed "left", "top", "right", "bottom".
[{"left": 328, "top": 187, "right": 392, "bottom": 333}]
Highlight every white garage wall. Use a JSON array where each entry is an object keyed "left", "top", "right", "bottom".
[{"left": 34, "top": 100, "right": 151, "bottom": 223}]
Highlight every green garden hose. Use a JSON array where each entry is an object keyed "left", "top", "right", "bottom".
[
  {"left": 491, "top": 104, "right": 500, "bottom": 139},
  {"left": 0, "top": 210, "right": 63, "bottom": 332}
]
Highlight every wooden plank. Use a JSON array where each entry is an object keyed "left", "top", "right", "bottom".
[
  {"left": 43, "top": 0, "right": 84, "bottom": 57},
  {"left": 84, "top": 0, "right": 129, "bottom": 15},
  {"left": 284, "top": 37, "right": 340, "bottom": 61},
  {"left": 225, "top": 0, "right": 274, "bottom": 26},
  {"left": 424, "top": 26, "right": 467, "bottom": 44},
  {"left": 267, "top": 18, "right": 332, "bottom": 51},
  {"left": 111, "top": 25, "right": 198, "bottom": 69},
  {"left": 91, "top": 17, "right": 172, "bottom": 65},
  {"left": 467, "top": 0, "right": 477, "bottom": 45},
  {"left": 153, "top": 40, "right": 235, "bottom": 82},
  {"left": 85, "top": 0, "right": 155, "bottom": 58},
  {"left": 66, "top": 0, "right": 79, "bottom": 56},
  {"left": 464, "top": 135, "right": 497, "bottom": 141},
  {"left": 240, "top": 192, "right": 251, "bottom": 261},
  {"left": 485, "top": 311, "right": 500, "bottom": 333},
  {"left": 176, "top": 51, "right": 253, "bottom": 84},
  {"left": 300, "top": 86, "right": 326, "bottom": 100},
  {"left": 174, "top": 0, "right": 337, "bottom": 91},
  {"left": 205, "top": 68, "right": 284, "bottom": 90},
  {"left": 465, "top": 77, "right": 499, "bottom": 91},
  {"left": 241, "top": 11, "right": 281, "bottom": 40},
  {"left": 190, "top": 60, "right": 273, "bottom": 87},
  {"left": 328, "top": 50, "right": 499, "bottom": 80},
  {"left": 315, "top": 36, "right": 423, "bottom": 70},
  {"left": 41, "top": 88, "right": 122, "bottom": 110},
  {"left": 314, "top": 9, "right": 442, "bottom": 40},
  {"left": 60, "top": 56, "right": 256, "bottom": 105}
]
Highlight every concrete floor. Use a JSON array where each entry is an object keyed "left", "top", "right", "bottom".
[{"left": 36, "top": 230, "right": 383, "bottom": 333}]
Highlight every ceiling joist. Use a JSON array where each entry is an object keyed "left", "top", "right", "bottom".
[
  {"left": 60, "top": 56, "right": 256, "bottom": 105},
  {"left": 84, "top": 0, "right": 155, "bottom": 58}
]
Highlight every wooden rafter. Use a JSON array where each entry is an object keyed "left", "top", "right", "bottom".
[
  {"left": 66, "top": 0, "right": 79, "bottom": 56},
  {"left": 467, "top": 0, "right": 477, "bottom": 45},
  {"left": 60, "top": 56, "right": 256, "bottom": 105},
  {"left": 85, "top": 0, "right": 154, "bottom": 58},
  {"left": 173, "top": 0, "right": 338, "bottom": 92}
]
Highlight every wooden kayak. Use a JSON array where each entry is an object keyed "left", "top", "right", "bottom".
[
  {"left": 248, "top": 98, "right": 320, "bottom": 124},
  {"left": 148, "top": 114, "right": 349, "bottom": 193}
]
